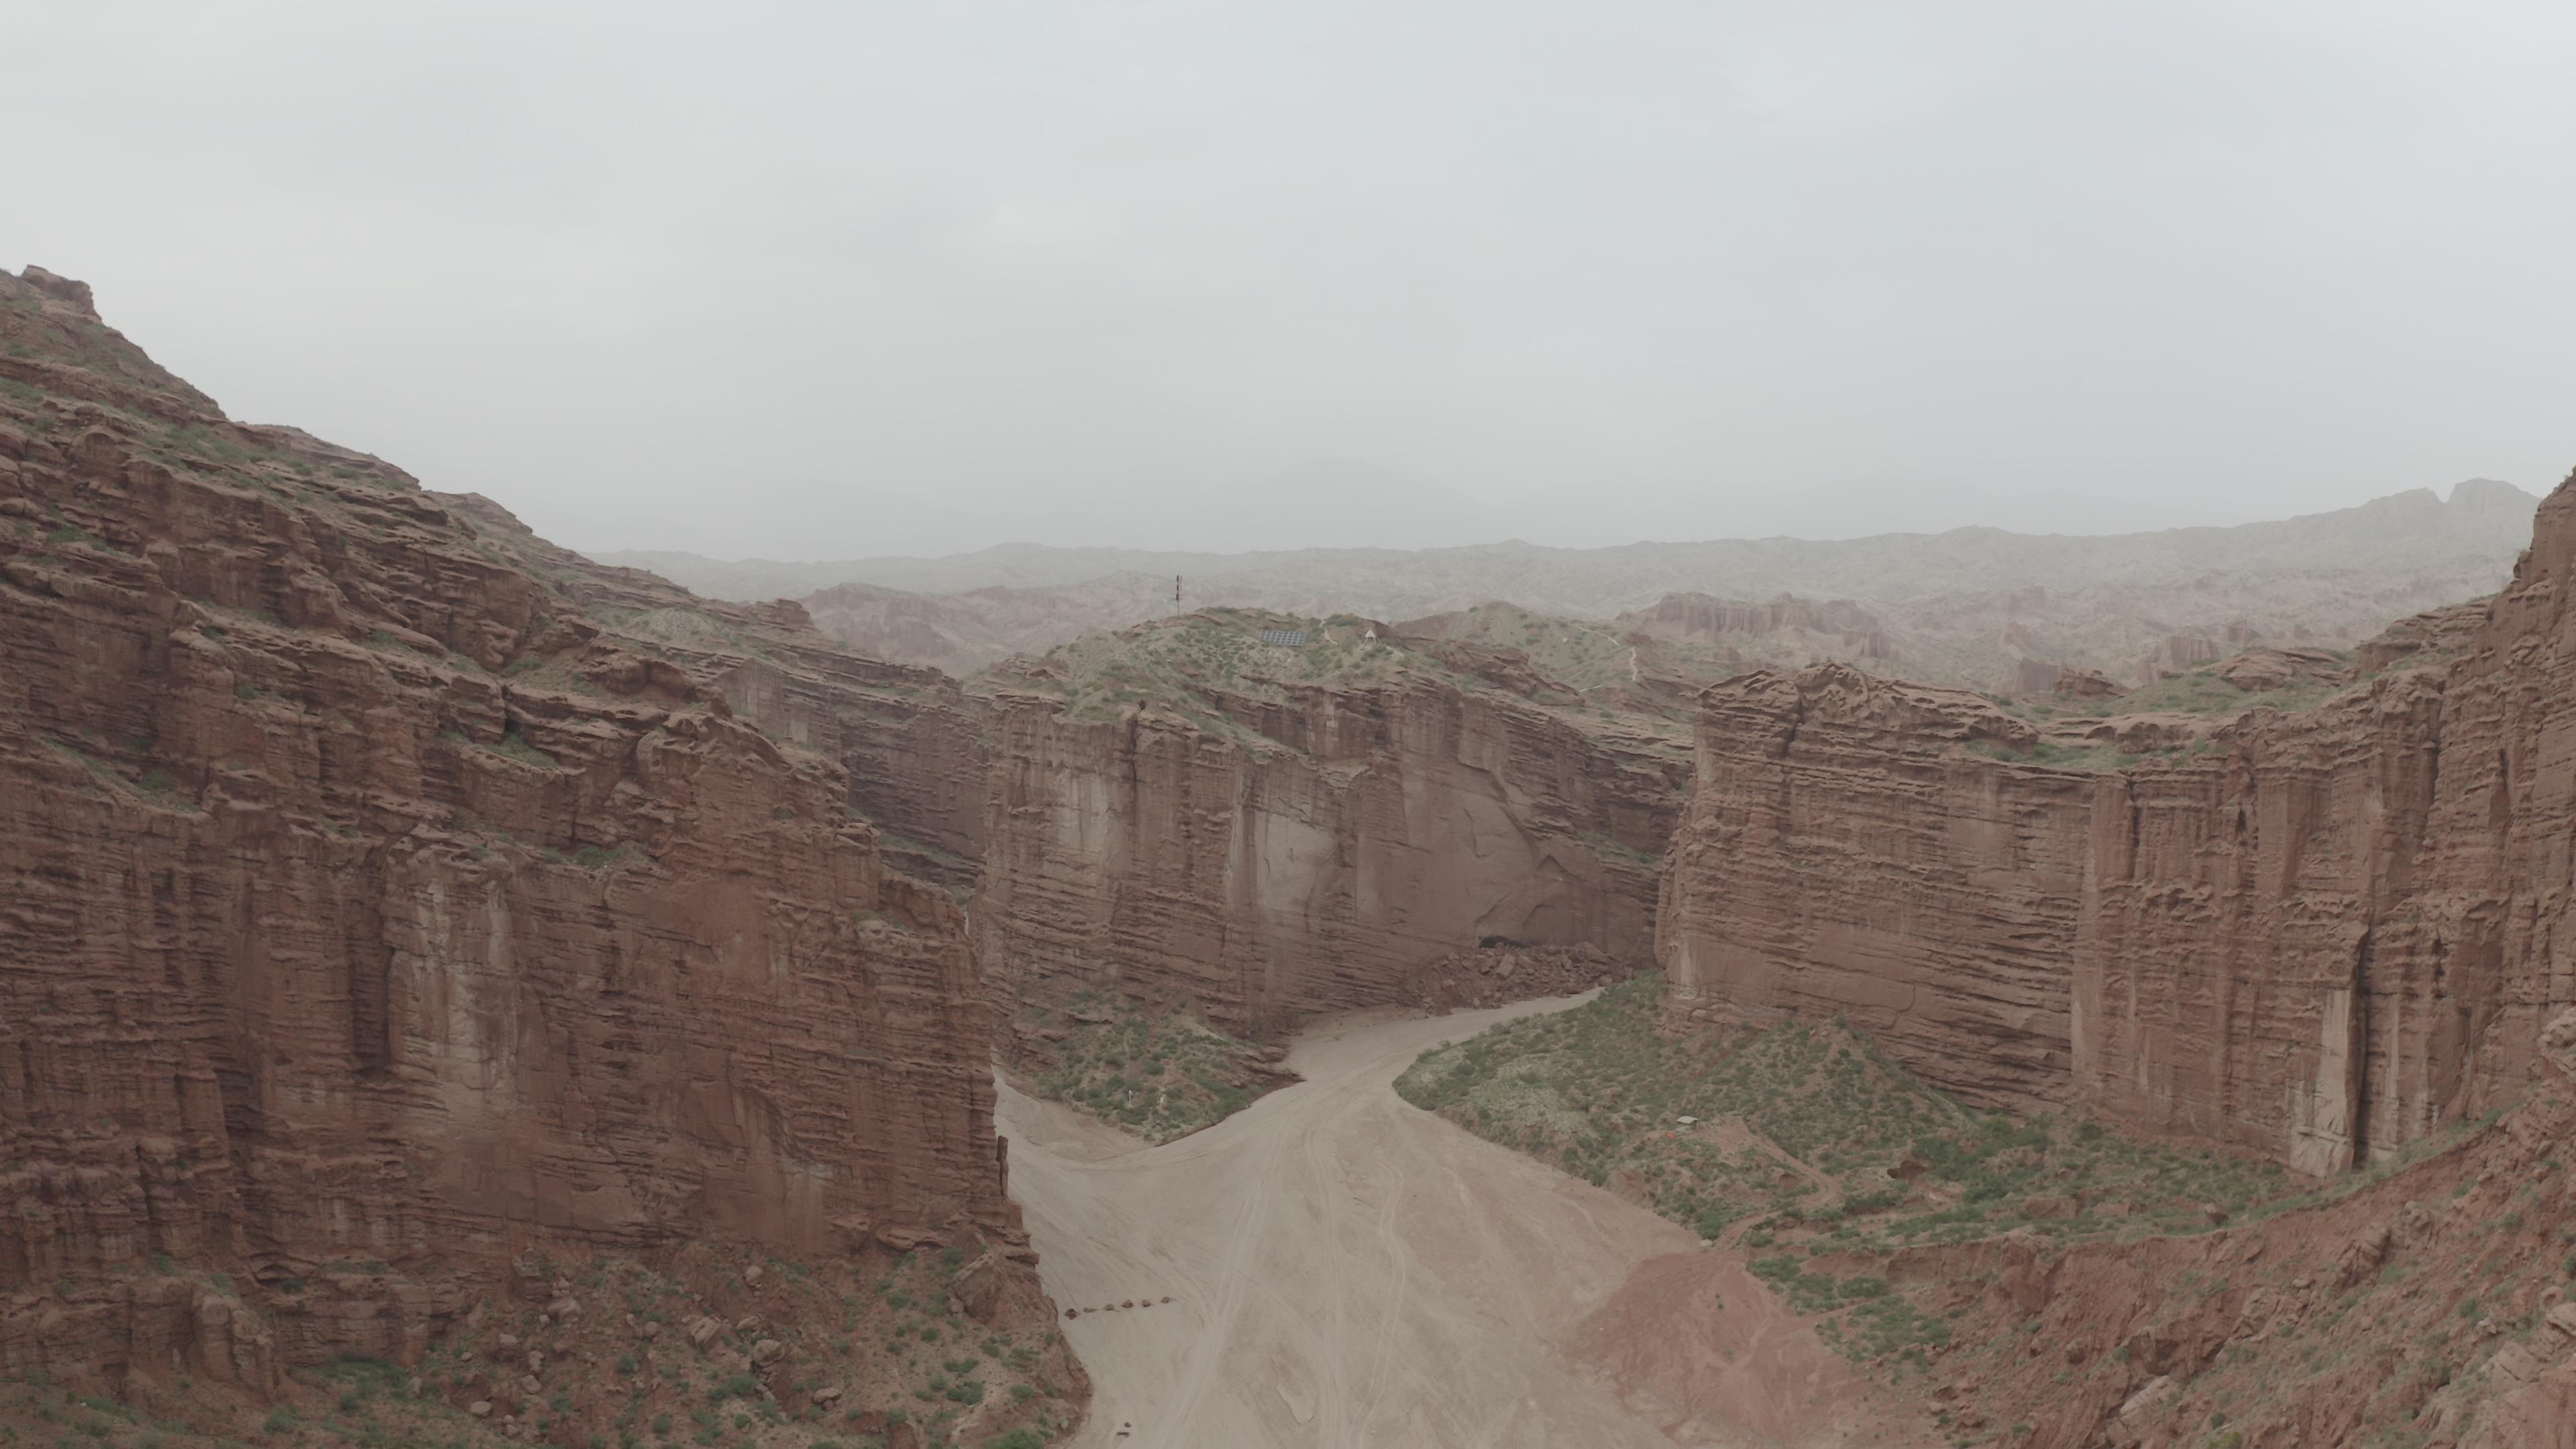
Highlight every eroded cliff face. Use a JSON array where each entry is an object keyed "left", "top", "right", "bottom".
[
  {"left": 975, "top": 624, "right": 1690, "bottom": 1040},
  {"left": 439, "top": 506, "right": 991, "bottom": 897},
  {"left": 1654, "top": 667, "right": 2089, "bottom": 1112},
  {"left": 0, "top": 270, "right": 1043, "bottom": 1402},
  {"left": 1662, "top": 468, "right": 2576, "bottom": 1174}
]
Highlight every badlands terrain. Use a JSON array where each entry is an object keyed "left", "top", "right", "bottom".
[
  {"left": 8, "top": 259, "right": 2576, "bottom": 1449},
  {"left": 609, "top": 479, "right": 2536, "bottom": 690}
]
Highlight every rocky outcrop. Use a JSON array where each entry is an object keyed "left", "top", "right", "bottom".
[
  {"left": 1662, "top": 467, "right": 2576, "bottom": 1173},
  {"left": 0, "top": 270, "right": 1046, "bottom": 1393},
  {"left": 2050, "top": 666, "right": 2125, "bottom": 699},
  {"left": 2208, "top": 644, "right": 2349, "bottom": 692},
  {"left": 976, "top": 633, "right": 1690, "bottom": 1041},
  {"left": 1617, "top": 592, "right": 1895, "bottom": 665},
  {"left": 446, "top": 513, "right": 991, "bottom": 896},
  {"left": 802, "top": 572, "right": 1178, "bottom": 678},
  {"left": 2356, "top": 595, "right": 2491, "bottom": 675}
]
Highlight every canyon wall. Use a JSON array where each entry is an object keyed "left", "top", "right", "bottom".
[
  {"left": 1661, "top": 467, "right": 2576, "bottom": 1173},
  {"left": 1654, "top": 667, "right": 2092, "bottom": 1110},
  {"left": 0, "top": 269, "right": 1031, "bottom": 1389},
  {"left": 977, "top": 663, "right": 1691, "bottom": 1040},
  {"left": 444, "top": 506, "right": 992, "bottom": 896}
]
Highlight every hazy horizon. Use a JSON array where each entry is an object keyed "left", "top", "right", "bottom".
[
  {"left": 10, "top": 3, "right": 2575, "bottom": 558},
  {"left": 596, "top": 474, "right": 2534, "bottom": 568}
]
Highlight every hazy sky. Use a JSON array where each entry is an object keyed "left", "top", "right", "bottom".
[{"left": 9, "top": 2, "right": 2575, "bottom": 557}]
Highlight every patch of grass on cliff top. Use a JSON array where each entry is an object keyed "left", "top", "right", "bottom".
[
  {"left": 1397, "top": 975, "right": 2324, "bottom": 1365},
  {"left": 1039, "top": 610, "right": 1409, "bottom": 724},
  {"left": 2002, "top": 665, "right": 2351, "bottom": 727},
  {"left": 1029, "top": 607, "right": 1682, "bottom": 747},
  {"left": 1401, "top": 602, "right": 1753, "bottom": 709},
  {"left": 2129, "top": 674, "right": 2349, "bottom": 719},
  {"left": 1020, "top": 994, "right": 1279, "bottom": 1142},
  {"left": 1967, "top": 737, "right": 2154, "bottom": 772},
  {"left": 1398, "top": 602, "right": 1638, "bottom": 691}
]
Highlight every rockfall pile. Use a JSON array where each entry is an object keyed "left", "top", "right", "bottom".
[
  {"left": 1407, "top": 942, "right": 1623, "bottom": 1013},
  {"left": 0, "top": 268, "right": 1056, "bottom": 1412},
  {"left": 1660, "top": 466, "right": 2576, "bottom": 1175}
]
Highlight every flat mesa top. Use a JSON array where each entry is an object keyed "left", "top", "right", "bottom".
[{"left": 1259, "top": 629, "right": 1309, "bottom": 647}]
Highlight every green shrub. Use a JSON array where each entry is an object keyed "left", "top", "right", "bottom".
[{"left": 493, "top": 729, "right": 560, "bottom": 768}]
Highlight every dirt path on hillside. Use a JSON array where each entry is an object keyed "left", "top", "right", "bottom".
[{"left": 997, "top": 996, "right": 1925, "bottom": 1448}]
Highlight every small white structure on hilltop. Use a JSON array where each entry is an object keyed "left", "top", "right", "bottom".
[{"left": 1362, "top": 626, "right": 1378, "bottom": 641}]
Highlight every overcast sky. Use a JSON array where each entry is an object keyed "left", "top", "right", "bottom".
[{"left": 9, "top": 2, "right": 2574, "bottom": 558}]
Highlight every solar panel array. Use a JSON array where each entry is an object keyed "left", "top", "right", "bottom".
[{"left": 1258, "top": 629, "right": 1309, "bottom": 647}]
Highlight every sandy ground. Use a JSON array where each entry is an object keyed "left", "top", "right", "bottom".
[{"left": 998, "top": 995, "right": 1926, "bottom": 1449}]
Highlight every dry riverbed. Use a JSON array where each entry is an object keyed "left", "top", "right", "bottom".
[{"left": 997, "top": 995, "right": 1929, "bottom": 1449}]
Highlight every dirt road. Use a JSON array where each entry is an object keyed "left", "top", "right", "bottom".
[{"left": 998, "top": 996, "right": 1908, "bottom": 1448}]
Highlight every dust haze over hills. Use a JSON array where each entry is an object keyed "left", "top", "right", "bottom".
[
  {"left": 18, "top": 0, "right": 2576, "bottom": 1440},
  {"left": 598, "top": 478, "right": 2538, "bottom": 687}
]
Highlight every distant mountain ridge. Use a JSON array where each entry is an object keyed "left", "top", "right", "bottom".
[
  {"left": 596, "top": 479, "right": 2537, "bottom": 615},
  {"left": 593, "top": 482, "right": 2540, "bottom": 688}
]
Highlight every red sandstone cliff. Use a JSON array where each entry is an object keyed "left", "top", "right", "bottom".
[
  {"left": 1654, "top": 667, "right": 2087, "bottom": 1110},
  {"left": 973, "top": 616, "right": 1691, "bottom": 1041},
  {"left": 439, "top": 505, "right": 991, "bottom": 896},
  {"left": 1660, "top": 466, "right": 2576, "bottom": 1177},
  {"left": 0, "top": 269, "right": 1059, "bottom": 1421}
]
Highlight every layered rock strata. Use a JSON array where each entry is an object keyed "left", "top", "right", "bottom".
[
  {"left": 1662, "top": 468, "right": 2576, "bottom": 1173},
  {"left": 976, "top": 626, "right": 1692, "bottom": 1040},
  {"left": 1656, "top": 668, "right": 2091, "bottom": 1109},
  {"left": 443, "top": 504, "right": 990, "bottom": 896},
  {"left": 0, "top": 269, "right": 1040, "bottom": 1393}
]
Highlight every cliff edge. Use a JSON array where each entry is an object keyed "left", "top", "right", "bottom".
[{"left": 0, "top": 268, "right": 1077, "bottom": 1441}]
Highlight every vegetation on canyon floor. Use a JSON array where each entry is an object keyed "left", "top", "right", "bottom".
[
  {"left": 1398, "top": 977, "right": 2412, "bottom": 1366},
  {"left": 1014, "top": 993, "right": 1283, "bottom": 1142},
  {"left": 0, "top": 1244, "right": 1077, "bottom": 1449},
  {"left": 1399, "top": 976, "right": 2576, "bottom": 1446},
  {"left": 1400, "top": 976, "right": 2308, "bottom": 1248}
]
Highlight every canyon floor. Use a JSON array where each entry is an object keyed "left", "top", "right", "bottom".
[{"left": 996, "top": 996, "right": 1931, "bottom": 1449}]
